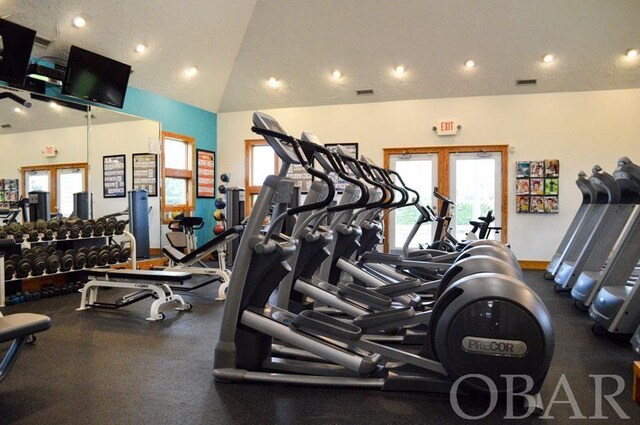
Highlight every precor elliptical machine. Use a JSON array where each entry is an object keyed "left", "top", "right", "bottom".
[{"left": 214, "top": 112, "right": 554, "bottom": 412}]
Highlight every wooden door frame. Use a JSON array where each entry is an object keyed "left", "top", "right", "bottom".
[
  {"left": 383, "top": 144, "right": 509, "bottom": 252},
  {"left": 244, "top": 139, "right": 280, "bottom": 217}
]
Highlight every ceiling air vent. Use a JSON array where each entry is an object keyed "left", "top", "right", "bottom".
[
  {"left": 34, "top": 34, "right": 53, "bottom": 49},
  {"left": 356, "top": 89, "right": 374, "bottom": 96},
  {"left": 516, "top": 79, "right": 537, "bottom": 86},
  {"left": 1, "top": 124, "right": 12, "bottom": 129}
]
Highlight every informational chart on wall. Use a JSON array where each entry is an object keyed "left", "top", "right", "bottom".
[
  {"left": 0, "top": 179, "right": 19, "bottom": 209},
  {"left": 324, "top": 143, "right": 359, "bottom": 193},
  {"left": 196, "top": 149, "right": 216, "bottom": 198},
  {"left": 132, "top": 153, "right": 158, "bottom": 197},
  {"left": 516, "top": 159, "right": 559, "bottom": 213},
  {"left": 103, "top": 154, "right": 126, "bottom": 198},
  {"left": 286, "top": 160, "right": 314, "bottom": 193}
]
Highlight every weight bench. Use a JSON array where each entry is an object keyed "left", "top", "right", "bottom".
[
  {"left": 77, "top": 269, "right": 193, "bottom": 321},
  {"left": 161, "top": 225, "right": 243, "bottom": 300},
  {"left": 0, "top": 313, "right": 51, "bottom": 383}
]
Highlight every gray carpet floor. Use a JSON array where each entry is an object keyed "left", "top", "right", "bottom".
[{"left": 1, "top": 270, "right": 639, "bottom": 424}]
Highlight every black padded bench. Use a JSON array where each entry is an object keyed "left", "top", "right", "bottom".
[{"left": 0, "top": 313, "right": 51, "bottom": 383}]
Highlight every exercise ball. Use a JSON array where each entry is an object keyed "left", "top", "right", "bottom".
[
  {"left": 213, "top": 210, "right": 226, "bottom": 221},
  {"left": 214, "top": 224, "right": 225, "bottom": 235}
]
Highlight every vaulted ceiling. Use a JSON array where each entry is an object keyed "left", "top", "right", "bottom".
[{"left": 2, "top": 0, "right": 639, "bottom": 113}]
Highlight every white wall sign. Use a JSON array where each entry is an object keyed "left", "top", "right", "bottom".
[
  {"left": 435, "top": 120, "right": 459, "bottom": 136},
  {"left": 43, "top": 145, "right": 57, "bottom": 157}
]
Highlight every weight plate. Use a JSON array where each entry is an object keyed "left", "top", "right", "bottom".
[
  {"left": 69, "top": 225, "right": 81, "bottom": 239},
  {"left": 21, "top": 248, "right": 33, "bottom": 257},
  {"left": 120, "top": 247, "right": 131, "bottom": 262},
  {"left": 46, "top": 245, "right": 56, "bottom": 255},
  {"left": 31, "top": 256, "right": 47, "bottom": 276},
  {"left": 93, "top": 222, "right": 105, "bottom": 236},
  {"left": 8, "top": 222, "right": 20, "bottom": 234},
  {"left": 108, "top": 246, "right": 121, "bottom": 264},
  {"left": 86, "top": 251, "right": 98, "bottom": 268},
  {"left": 56, "top": 226, "right": 68, "bottom": 239},
  {"left": 23, "top": 253, "right": 36, "bottom": 263},
  {"left": 43, "top": 229, "right": 54, "bottom": 241},
  {"left": 104, "top": 222, "right": 115, "bottom": 236},
  {"left": 27, "top": 230, "right": 40, "bottom": 242},
  {"left": 46, "top": 255, "right": 60, "bottom": 273},
  {"left": 64, "top": 249, "right": 77, "bottom": 257},
  {"left": 78, "top": 247, "right": 89, "bottom": 255},
  {"left": 47, "top": 219, "right": 60, "bottom": 231},
  {"left": 115, "top": 221, "right": 126, "bottom": 235},
  {"left": 13, "top": 231, "right": 24, "bottom": 243},
  {"left": 74, "top": 252, "right": 87, "bottom": 270},
  {"left": 16, "top": 259, "right": 31, "bottom": 278},
  {"left": 9, "top": 254, "right": 21, "bottom": 264},
  {"left": 0, "top": 231, "right": 7, "bottom": 239},
  {"left": 4, "top": 260, "right": 15, "bottom": 279},
  {"left": 22, "top": 222, "right": 34, "bottom": 232},
  {"left": 82, "top": 224, "right": 94, "bottom": 238},
  {"left": 97, "top": 249, "right": 109, "bottom": 266}
]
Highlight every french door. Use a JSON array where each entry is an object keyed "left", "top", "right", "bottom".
[{"left": 384, "top": 145, "right": 508, "bottom": 252}]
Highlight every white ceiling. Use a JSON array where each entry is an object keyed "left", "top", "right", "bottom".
[{"left": 2, "top": 0, "right": 639, "bottom": 113}]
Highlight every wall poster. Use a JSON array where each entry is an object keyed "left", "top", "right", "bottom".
[
  {"left": 516, "top": 159, "right": 559, "bottom": 213},
  {"left": 324, "top": 143, "right": 359, "bottom": 193},
  {"left": 196, "top": 149, "right": 216, "bottom": 198},
  {"left": 103, "top": 154, "right": 126, "bottom": 198},
  {"left": 132, "top": 153, "right": 158, "bottom": 197}
]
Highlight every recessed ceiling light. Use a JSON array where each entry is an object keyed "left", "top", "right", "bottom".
[
  {"left": 464, "top": 59, "right": 476, "bottom": 68},
  {"left": 72, "top": 16, "right": 86, "bottom": 28},
  {"left": 626, "top": 48, "right": 639, "bottom": 58},
  {"left": 267, "top": 77, "right": 280, "bottom": 89},
  {"left": 13, "top": 107, "right": 22, "bottom": 113},
  {"left": 393, "top": 65, "right": 406, "bottom": 77},
  {"left": 185, "top": 66, "right": 198, "bottom": 78},
  {"left": 542, "top": 54, "right": 555, "bottom": 63},
  {"left": 331, "top": 70, "right": 342, "bottom": 80},
  {"left": 134, "top": 43, "right": 147, "bottom": 54}
]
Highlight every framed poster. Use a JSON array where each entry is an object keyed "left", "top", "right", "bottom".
[
  {"left": 132, "top": 153, "right": 158, "bottom": 197},
  {"left": 103, "top": 154, "right": 126, "bottom": 198},
  {"left": 196, "top": 149, "right": 216, "bottom": 198},
  {"left": 324, "top": 143, "right": 359, "bottom": 193}
]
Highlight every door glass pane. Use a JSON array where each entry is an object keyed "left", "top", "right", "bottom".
[
  {"left": 57, "top": 168, "right": 85, "bottom": 217},
  {"left": 26, "top": 171, "right": 50, "bottom": 193},
  {"left": 165, "top": 177, "right": 187, "bottom": 205},
  {"left": 165, "top": 139, "right": 187, "bottom": 169},
  {"left": 450, "top": 153, "right": 501, "bottom": 241},
  {"left": 389, "top": 154, "right": 437, "bottom": 251},
  {"left": 251, "top": 145, "right": 275, "bottom": 186}
]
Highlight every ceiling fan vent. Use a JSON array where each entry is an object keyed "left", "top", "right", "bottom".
[
  {"left": 516, "top": 79, "right": 537, "bottom": 86},
  {"left": 356, "top": 89, "right": 374, "bottom": 96}
]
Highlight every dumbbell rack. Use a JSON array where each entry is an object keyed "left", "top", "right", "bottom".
[{"left": 1, "top": 231, "right": 137, "bottom": 307}]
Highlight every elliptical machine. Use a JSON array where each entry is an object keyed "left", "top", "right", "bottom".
[{"left": 214, "top": 112, "right": 554, "bottom": 412}]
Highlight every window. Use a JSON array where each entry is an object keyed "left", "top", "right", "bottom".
[
  {"left": 244, "top": 139, "right": 278, "bottom": 216},
  {"left": 21, "top": 163, "right": 88, "bottom": 217},
  {"left": 162, "top": 131, "right": 195, "bottom": 223}
]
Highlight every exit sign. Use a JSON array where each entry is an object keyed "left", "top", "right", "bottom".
[
  {"left": 435, "top": 120, "right": 459, "bottom": 136},
  {"left": 44, "top": 145, "right": 57, "bottom": 157}
]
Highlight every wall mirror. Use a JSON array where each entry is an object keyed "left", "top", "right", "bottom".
[{"left": 0, "top": 86, "right": 162, "bottom": 250}]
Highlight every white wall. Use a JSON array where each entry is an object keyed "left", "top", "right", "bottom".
[
  {"left": 0, "top": 125, "right": 87, "bottom": 179},
  {"left": 218, "top": 88, "right": 640, "bottom": 260},
  {"left": 89, "top": 120, "right": 162, "bottom": 248},
  {"left": 0, "top": 119, "right": 162, "bottom": 249}
]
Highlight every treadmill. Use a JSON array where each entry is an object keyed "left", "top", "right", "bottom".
[
  {"left": 545, "top": 172, "right": 597, "bottom": 278},
  {"left": 588, "top": 158, "right": 640, "bottom": 335},
  {"left": 571, "top": 158, "right": 640, "bottom": 307},
  {"left": 553, "top": 166, "right": 620, "bottom": 290}
]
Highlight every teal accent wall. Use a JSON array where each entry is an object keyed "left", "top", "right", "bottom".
[
  {"left": 45, "top": 83, "right": 217, "bottom": 246},
  {"left": 121, "top": 87, "right": 218, "bottom": 244}
]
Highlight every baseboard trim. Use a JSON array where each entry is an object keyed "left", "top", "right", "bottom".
[{"left": 519, "top": 260, "right": 549, "bottom": 270}]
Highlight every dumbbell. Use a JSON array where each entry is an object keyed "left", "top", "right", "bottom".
[
  {"left": 108, "top": 245, "right": 122, "bottom": 264},
  {"left": 74, "top": 249, "right": 87, "bottom": 269},
  {"left": 31, "top": 254, "right": 47, "bottom": 276},
  {"left": 120, "top": 247, "right": 131, "bottom": 262},
  {"left": 21, "top": 248, "right": 33, "bottom": 257},
  {"left": 86, "top": 246, "right": 99, "bottom": 268},
  {"left": 13, "top": 230, "right": 24, "bottom": 243},
  {"left": 31, "top": 246, "right": 46, "bottom": 256},
  {"left": 97, "top": 245, "right": 110, "bottom": 266},
  {"left": 60, "top": 250, "right": 75, "bottom": 272},
  {"left": 42, "top": 229, "right": 54, "bottom": 241},
  {"left": 56, "top": 225, "right": 68, "bottom": 240},
  {"left": 93, "top": 221, "right": 105, "bottom": 237},
  {"left": 46, "top": 254, "right": 60, "bottom": 274},
  {"left": 69, "top": 225, "right": 81, "bottom": 239},
  {"left": 15, "top": 257, "right": 31, "bottom": 278},
  {"left": 22, "top": 222, "right": 34, "bottom": 233},
  {"left": 115, "top": 220, "right": 127, "bottom": 235},
  {"left": 47, "top": 218, "right": 60, "bottom": 231},
  {"left": 35, "top": 219, "right": 48, "bottom": 233},
  {"left": 7, "top": 222, "right": 21, "bottom": 235},
  {"left": 0, "top": 231, "right": 7, "bottom": 239},
  {"left": 81, "top": 223, "right": 93, "bottom": 238},
  {"left": 105, "top": 218, "right": 117, "bottom": 236},
  {"left": 4, "top": 259, "right": 16, "bottom": 280},
  {"left": 46, "top": 245, "right": 56, "bottom": 255},
  {"left": 27, "top": 229, "right": 40, "bottom": 242}
]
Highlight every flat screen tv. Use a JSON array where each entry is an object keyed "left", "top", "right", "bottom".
[
  {"left": 0, "top": 18, "right": 37, "bottom": 86},
  {"left": 63, "top": 45, "right": 131, "bottom": 108}
]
